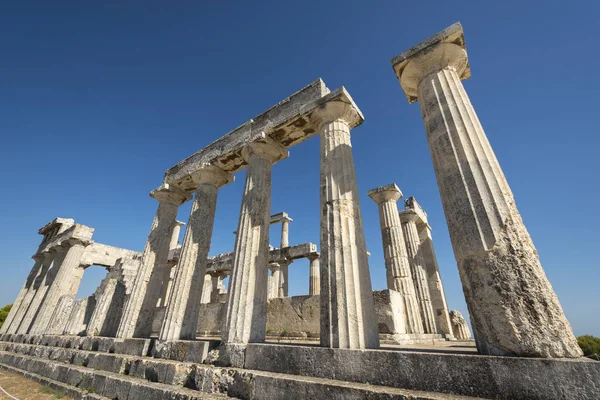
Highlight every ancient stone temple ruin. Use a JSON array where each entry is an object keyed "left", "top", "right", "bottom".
[{"left": 0, "top": 22, "right": 597, "bottom": 400}]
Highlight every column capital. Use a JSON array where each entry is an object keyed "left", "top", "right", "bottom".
[
  {"left": 150, "top": 183, "right": 191, "bottom": 205},
  {"left": 271, "top": 212, "right": 293, "bottom": 224},
  {"left": 189, "top": 164, "right": 234, "bottom": 188},
  {"left": 306, "top": 252, "right": 320, "bottom": 262},
  {"left": 269, "top": 262, "right": 281, "bottom": 271},
  {"left": 241, "top": 134, "right": 288, "bottom": 165},
  {"left": 391, "top": 22, "right": 470, "bottom": 103},
  {"left": 398, "top": 209, "right": 420, "bottom": 223},
  {"left": 174, "top": 220, "right": 186, "bottom": 228},
  {"left": 368, "top": 183, "right": 403, "bottom": 204},
  {"left": 310, "top": 99, "right": 363, "bottom": 131}
]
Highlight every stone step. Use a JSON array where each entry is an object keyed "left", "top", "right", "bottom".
[
  {"left": 0, "top": 333, "right": 219, "bottom": 363},
  {"left": 0, "top": 340, "right": 483, "bottom": 400},
  {"left": 0, "top": 350, "right": 229, "bottom": 400},
  {"left": 0, "top": 362, "right": 108, "bottom": 400}
]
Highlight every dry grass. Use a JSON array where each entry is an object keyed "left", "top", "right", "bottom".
[{"left": 0, "top": 370, "right": 72, "bottom": 400}]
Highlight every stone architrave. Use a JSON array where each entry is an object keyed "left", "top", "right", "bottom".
[
  {"left": 449, "top": 310, "right": 472, "bottom": 340},
  {"left": 307, "top": 254, "right": 320, "bottom": 296},
  {"left": 222, "top": 136, "right": 288, "bottom": 346},
  {"left": 30, "top": 238, "right": 91, "bottom": 334},
  {"left": 15, "top": 250, "right": 64, "bottom": 334},
  {"left": 312, "top": 100, "right": 379, "bottom": 349},
  {"left": 406, "top": 197, "right": 454, "bottom": 337},
  {"left": 399, "top": 210, "right": 437, "bottom": 334},
  {"left": 0, "top": 254, "right": 45, "bottom": 334},
  {"left": 368, "top": 184, "right": 423, "bottom": 334},
  {"left": 160, "top": 165, "right": 233, "bottom": 341},
  {"left": 391, "top": 23, "right": 581, "bottom": 357},
  {"left": 116, "top": 184, "right": 191, "bottom": 339}
]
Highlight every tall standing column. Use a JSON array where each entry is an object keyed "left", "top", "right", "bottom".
[
  {"left": 313, "top": 99, "right": 379, "bottom": 349},
  {"left": 280, "top": 216, "right": 291, "bottom": 248},
  {"left": 30, "top": 239, "right": 90, "bottom": 334},
  {"left": 407, "top": 197, "right": 454, "bottom": 337},
  {"left": 116, "top": 184, "right": 190, "bottom": 338},
  {"left": 279, "top": 260, "right": 290, "bottom": 297},
  {"left": 368, "top": 184, "right": 423, "bottom": 334},
  {"left": 0, "top": 254, "right": 45, "bottom": 334},
  {"left": 16, "top": 249, "right": 64, "bottom": 334},
  {"left": 160, "top": 165, "right": 232, "bottom": 340},
  {"left": 169, "top": 221, "right": 185, "bottom": 251},
  {"left": 270, "top": 263, "right": 283, "bottom": 298},
  {"left": 307, "top": 254, "right": 320, "bottom": 296},
  {"left": 209, "top": 273, "right": 225, "bottom": 303},
  {"left": 399, "top": 210, "right": 438, "bottom": 334},
  {"left": 222, "top": 136, "right": 288, "bottom": 347},
  {"left": 391, "top": 23, "right": 581, "bottom": 357}
]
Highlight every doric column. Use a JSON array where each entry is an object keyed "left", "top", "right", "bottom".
[
  {"left": 86, "top": 274, "right": 119, "bottom": 336},
  {"left": 280, "top": 217, "right": 291, "bottom": 248},
  {"left": 391, "top": 23, "right": 581, "bottom": 357},
  {"left": 449, "top": 310, "right": 472, "bottom": 340},
  {"left": 116, "top": 183, "right": 190, "bottom": 338},
  {"left": 200, "top": 275, "right": 212, "bottom": 304},
  {"left": 0, "top": 254, "right": 45, "bottom": 334},
  {"left": 279, "top": 260, "right": 291, "bottom": 297},
  {"left": 270, "top": 263, "right": 283, "bottom": 298},
  {"left": 159, "top": 165, "right": 232, "bottom": 340},
  {"left": 313, "top": 99, "right": 379, "bottom": 349},
  {"left": 406, "top": 197, "right": 454, "bottom": 337},
  {"left": 30, "top": 239, "right": 89, "bottom": 334},
  {"left": 16, "top": 250, "right": 64, "bottom": 334},
  {"left": 307, "top": 254, "right": 320, "bottom": 296},
  {"left": 210, "top": 273, "right": 225, "bottom": 303},
  {"left": 222, "top": 136, "right": 288, "bottom": 345},
  {"left": 368, "top": 184, "right": 423, "bottom": 334},
  {"left": 399, "top": 210, "right": 437, "bottom": 334}
]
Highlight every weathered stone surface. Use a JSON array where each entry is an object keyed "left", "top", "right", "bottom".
[
  {"left": 406, "top": 197, "right": 454, "bottom": 337},
  {"left": 314, "top": 99, "right": 379, "bottom": 350},
  {"left": 32, "top": 235, "right": 92, "bottom": 334},
  {"left": 244, "top": 343, "right": 600, "bottom": 400},
  {"left": 391, "top": 23, "right": 581, "bottom": 358},
  {"left": 399, "top": 210, "right": 437, "bottom": 334},
  {"left": 160, "top": 165, "right": 233, "bottom": 340},
  {"left": 369, "top": 184, "right": 423, "bottom": 335},
  {"left": 222, "top": 136, "right": 288, "bottom": 348},
  {"left": 116, "top": 184, "right": 190, "bottom": 339},
  {"left": 449, "top": 310, "right": 471, "bottom": 340},
  {"left": 307, "top": 254, "right": 320, "bottom": 296},
  {"left": 63, "top": 295, "right": 96, "bottom": 336}
]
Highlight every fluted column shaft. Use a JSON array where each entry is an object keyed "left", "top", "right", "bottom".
[
  {"left": 399, "top": 212, "right": 437, "bottom": 333},
  {"left": 116, "top": 184, "right": 190, "bottom": 338},
  {"left": 16, "top": 251, "right": 64, "bottom": 334},
  {"left": 1, "top": 255, "right": 45, "bottom": 334},
  {"left": 308, "top": 255, "right": 320, "bottom": 296},
  {"left": 270, "top": 264, "right": 283, "bottom": 298},
  {"left": 160, "top": 166, "right": 231, "bottom": 341},
  {"left": 316, "top": 101, "right": 379, "bottom": 349},
  {"left": 169, "top": 221, "right": 184, "bottom": 251},
  {"left": 86, "top": 277, "right": 118, "bottom": 336},
  {"left": 210, "top": 274, "right": 223, "bottom": 303},
  {"left": 279, "top": 260, "right": 290, "bottom": 297},
  {"left": 417, "top": 223, "right": 453, "bottom": 336},
  {"left": 30, "top": 241, "right": 87, "bottom": 334},
  {"left": 395, "top": 34, "right": 581, "bottom": 357},
  {"left": 368, "top": 186, "right": 423, "bottom": 334},
  {"left": 222, "top": 138, "right": 287, "bottom": 345},
  {"left": 280, "top": 220, "right": 289, "bottom": 248}
]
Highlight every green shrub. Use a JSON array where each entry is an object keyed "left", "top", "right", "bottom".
[
  {"left": 0, "top": 303, "right": 13, "bottom": 329},
  {"left": 577, "top": 335, "right": 600, "bottom": 361}
]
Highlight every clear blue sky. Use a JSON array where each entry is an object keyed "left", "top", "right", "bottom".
[{"left": 1, "top": 1, "right": 598, "bottom": 336}]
